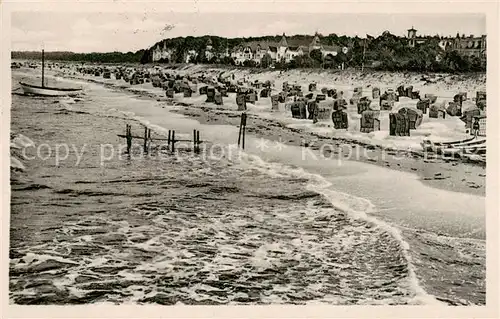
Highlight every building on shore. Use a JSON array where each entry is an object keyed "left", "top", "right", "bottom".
[
  {"left": 150, "top": 37, "right": 230, "bottom": 63},
  {"left": 204, "top": 38, "right": 214, "bottom": 61},
  {"left": 151, "top": 41, "right": 174, "bottom": 62},
  {"left": 407, "top": 27, "right": 486, "bottom": 59},
  {"left": 230, "top": 32, "right": 339, "bottom": 66},
  {"left": 185, "top": 49, "right": 198, "bottom": 63}
]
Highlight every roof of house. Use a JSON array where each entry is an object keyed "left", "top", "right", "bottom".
[
  {"left": 298, "top": 45, "right": 310, "bottom": 54},
  {"left": 247, "top": 41, "right": 279, "bottom": 51},
  {"left": 279, "top": 33, "right": 288, "bottom": 47},
  {"left": 286, "top": 38, "right": 313, "bottom": 48},
  {"left": 322, "top": 44, "right": 339, "bottom": 52}
]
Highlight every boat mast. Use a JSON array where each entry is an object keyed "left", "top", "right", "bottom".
[{"left": 41, "top": 49, "right": 45, "bottom": 88}]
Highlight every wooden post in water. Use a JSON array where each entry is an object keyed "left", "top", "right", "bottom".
[
  {"left": 196, "top": 130, "right": 200, "bottom": 154},
  {"left": 126, "top": 124, "right": 132, "bottom": 154},
  {"left": 193, "top": 129, "right": 197, "bottom": 153},
  {"left": 143, "top": 127, "right": 148, "bottom": 154},
  {"left": 238, "top": 113, "right": 247, "bottom": 149},
  {"left": 237, "top": 120, "right": 243, "bottom": 147},
  {"left": 41, "top": 49, "right": 45, "bottom": 88},
  {"left": 171, "top": 130, "right": 176, "bottom": 153},
  {"left": 167, "top": 130, "right": 171, "bottom": 149},
  {"left": 242, "top": 116, "right": 246, "bottom": 150}
]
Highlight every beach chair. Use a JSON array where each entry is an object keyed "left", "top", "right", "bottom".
[
  {"left": 360, "top": 110, "right": 381, "bottom": 133},
  {"left": 333, "top": 99, "right": 348, "bottom": 111},
  {"left": 290, "top": 101, "right": 307, "bottom": 119},
  {"left": 236, "top": 93, "right": 246, "bottom": 111},
  {"left": 183, "top": 87, "right": 192, "bottom": 98},
  {"left": 476, "top": 91, "right": 486, "bottom": 106},
  {"left": 389, "top": 113, "right": 410, "bottom": 136},
  {"left": 411, "top": 90, "right": 420, "bottom": 100},
  {"left": 424, "top": 94, "right": 437, "bottom": 104},
  {"left": 199, "top": 85, "right": 208, "bottom": 95},
  {"left": 332, "top": 110, "right": 348, "bottom": 129},
  {"left": 328, "top": 88, "right": 337, "bottom": 99},
  {"left": 357, "top": 97, "right": 372, "bottom": 114},
  {"left": 173, "top": 80, "right": 183, "bottom": 93},
  {"left": 396, "top": 85, "right": 405, "bottom": 97},
  {"left": 380, "top": 100, "right": 394, "bottom": 111},
  {"left": 429, "top": 103, "right": 445, "bottom": 119},
  {"left": 290, "top": 102, "right": 302, "bottom": 119},
  {"left": 405, "top": 86, "right": 413, "bottom": 98},
  {"left": 260, "top": 88, "right": 270, "bottom": 98},
  {"left": 475, "top": 116, "right": 487, "bottom": 137},
  {"left": 278, "top": 92, "right": 287, "bottom": 103},
  {"left": 214, "top": 92, "right": 223, "bottom": 105},
  {"left": 307, "top": 101, "right": 317, "bottom": 120},
  {"left": 446, "top": 102, "right": 461, "bottom": 117},
  {"left": 206, "top": 87, "right": 216, "bottom": 103},
  {"left": 246, "top": 91, "right": 257, "bottom": 104},
  {"left": 217, "top": 86, "right": 228, "bottom": 97},
  {"left": 417, "top": 99, "right": 430, "bottom": 114},
  {"left": 271, "top": 94, "right": 280, "bottom": 111},
  {"left": 477, "top": 100, "right": 486, "bottom": 111},
  {"left": 227, "top": 84, "right": 238, "bottom": 93},
  {"left": 316, "top": 100, "right": 334, "bottom": 122},
  {"left": 350, "top": 87, "right": 362, "bottom": 105},
  {"left": 398, "top": 107, "right": 423, "bottom": 130},
  {"left": 166, "top": 88, "right": 174, "bottom": 98},
  {"left": 453, "top": 93, "right": 466, "bottom": 107},
  {"left": 298, "top": 101, "right": 307, "bottom": 119}
]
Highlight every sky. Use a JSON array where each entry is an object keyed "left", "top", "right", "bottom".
[{"left": 11, "top": 12, "right": 486, "bottom": 53}]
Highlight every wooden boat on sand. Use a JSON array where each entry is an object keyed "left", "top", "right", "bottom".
[
  {"left": 421, "top": 136, "right": 486, "bottom": 156},
  {"left": 19, "top": 49, "right": 82, "bottom": 97},
  {"left": 19, "top": 81, "right": 82, "bottom": 96}
]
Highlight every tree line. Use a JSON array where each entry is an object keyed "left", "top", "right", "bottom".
[{"left": 11, "top": 50, "right": 146, "bottom": 64}]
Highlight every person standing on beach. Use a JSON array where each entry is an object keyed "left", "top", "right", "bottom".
[{"left": 472, "top": 118, "right": 480, "bottom": 139}]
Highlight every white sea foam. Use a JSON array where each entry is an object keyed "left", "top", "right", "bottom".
[{"left": 235, "top": 149, "right": 444, "bottom": 305}]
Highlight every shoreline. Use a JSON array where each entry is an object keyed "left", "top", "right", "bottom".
[{"left": 52, "top": 70, "right": 485, "bottom": 197}]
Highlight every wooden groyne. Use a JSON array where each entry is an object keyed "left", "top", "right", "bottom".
[{"left": 118, "top": 124, "right": 202, "bottom": 154}]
